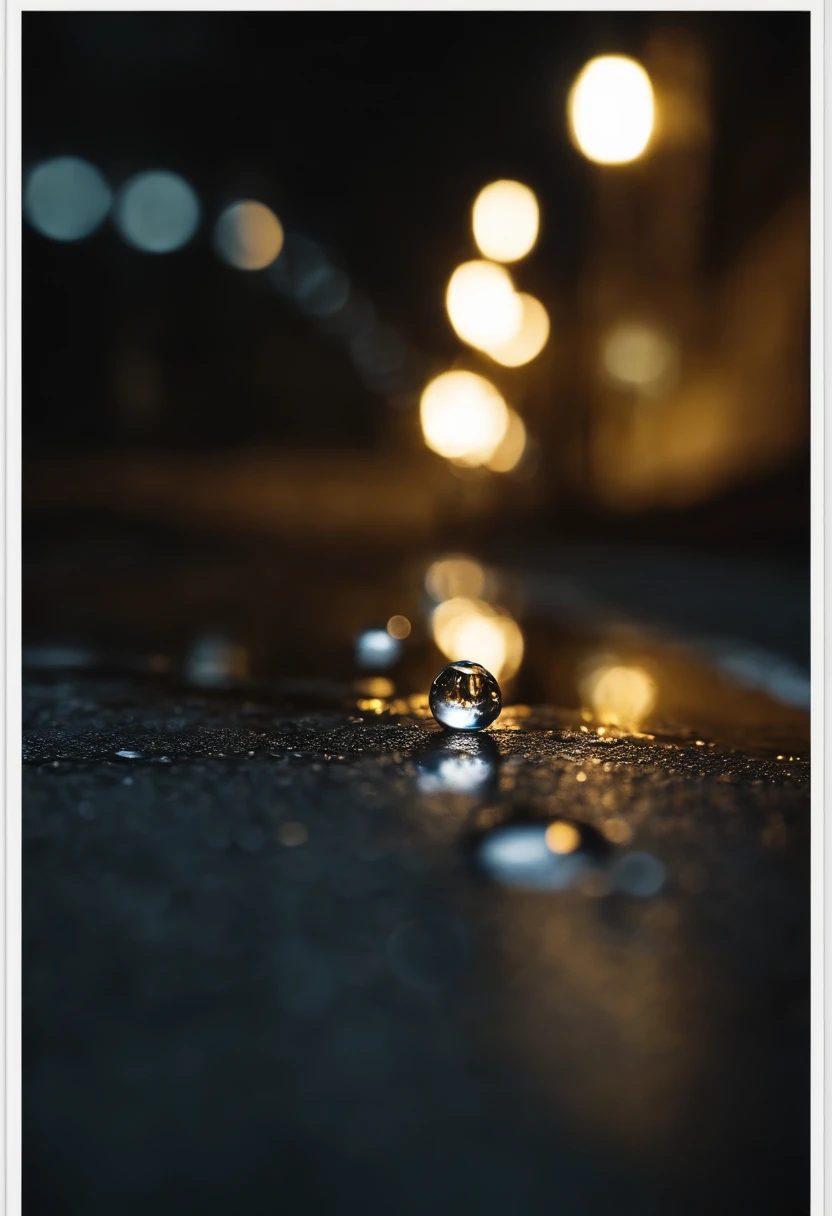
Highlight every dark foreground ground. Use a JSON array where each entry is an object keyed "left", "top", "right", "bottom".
[{"left": 22, "top": 535, "right": 810, "bottom": 1216}]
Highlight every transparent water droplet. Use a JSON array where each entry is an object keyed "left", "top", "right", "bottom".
[
  {"left": 115, "top": 749, "right": 142, "bottom": 760},
  {"left": 429, "top": 661, "right": 501, "bottom": 731}
]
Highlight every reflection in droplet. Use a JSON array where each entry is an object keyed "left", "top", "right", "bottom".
[
  {"left": 186, "top": 635, "right": 250, "bottom": 688},
  {"left": 472, "top": 179, "right": 539, "bottom": 263},
  {"left": 115, "top": 750, "right": 143, "bottom": 760},
  {"left": 475, "top": 816, "right": 608, "bottom": 891},
  {"left": 415, "top": 732, "right": 499, "bottom": 797},
  {"left": 355, "top": 627, "right": 403, "bottom": 670},
  {"left": 24, "top": 156, "right": 112, "bottom": 242},
  {"left": 429, "top": 660, "right": 502, "bottom": 731},
  {"left": 612, "top": 851, "right": 666, "bottom": 897},
  {"left": 214, "top": 200, "right": 284, "bottom": 270},
  {"left": 115, "top": 170, "right": 200, "bottom": 253}
]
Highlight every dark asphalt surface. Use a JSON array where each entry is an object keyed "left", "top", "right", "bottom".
[{"left": 23, "top": 673, "right": 809, "bottom": 1216}]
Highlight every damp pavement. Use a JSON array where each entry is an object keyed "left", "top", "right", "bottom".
[{"left": 23, "top": 673, "right": 809, "bottom": 1216}]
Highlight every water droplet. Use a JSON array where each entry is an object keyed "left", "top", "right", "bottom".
[
  {"left": 115, "top": 750, "right": 142, "bottom": 760},
  {"left": 429, "top": 661, "right": 501, "bottom": 731}
]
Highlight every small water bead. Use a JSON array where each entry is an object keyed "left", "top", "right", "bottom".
[{"left": 429, "top": 661, "right": 502, "bottom": 731}]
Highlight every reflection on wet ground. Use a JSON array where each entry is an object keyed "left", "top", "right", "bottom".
[{"left": 22, "top": 539, "right": 809, "bottom": 1215}]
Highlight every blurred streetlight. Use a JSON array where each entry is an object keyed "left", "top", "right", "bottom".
[
  {"left": 568, "top": 55, "right": 655, "bottom": 164},
  {"left": 419, "top": 370, "right": 509, "bottom": 465},
  {"left": 445, "top": 260, "right": 522, "bottom": 352},
  {"left": 214, "top": 200, "right": 284, "bottom": 270},
  {"left": 472, "top": 180, "right": 539, "bottom": 263},
  {"left": 485, "top": 408, "right": 527, "bottom": 473},
  {"left": 485, "top": 293, "right": 550, "bottom": 368}
]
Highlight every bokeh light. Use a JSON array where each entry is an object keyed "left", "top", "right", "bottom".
[
  {"left": 485, "top": 408, "right": 527, "bottom": 473},
  {"left": 568, "top": 55, "right": 655, "bottom": 165},
  {"left": 545, "top": 820, "right": 582, "bottom": 855},
  {"left": 355, "top": 627, "right": 403, "bottom": 670},
  {"left": 24, "top": 156, "right": 112, "bottom": 242},
  {"left": 425, "top": 556, "right": 487, "bottom": 603},
  {"left": 214, "top": 200, "right": 284, "bottom": 270},
  {"left": 114, "top": 170, "right": 200, "bottom": 253},
  {"left": 431, "top": 597, "right": 523, "bottom": 681},
  {"left": 386, "top": 615, "right": 411, "bottom": 640},
  {"left": 580, "top": 659, "right": 657, "bottom": 730},
  {"left": 472, "top": 180, "right": 539, "bottom": 263},
  {"left": 420, "top": 371, "right": 509, "bottom": 465},
  {"left": 601, "top": 322, "right": 677, "bottom": 393},
  {"left": 485, "top": 293, "right": 550, "bottom": 368},
  {"left": 445, "top": 261, "right": 523, "bottom": 352}
]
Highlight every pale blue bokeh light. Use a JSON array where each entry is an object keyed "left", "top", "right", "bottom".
[
  {"left": 115, "top": 170, "right": 200, "bottom": 253},
  {"left": 24, "top": 156, "right": 112, "bottom": 242}
]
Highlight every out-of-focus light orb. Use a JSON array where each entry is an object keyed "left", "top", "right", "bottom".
[
  {"left": 24, "top": 156, "right": 112, "bottom": 242},
  {"left": 214, "top": 200, "right": 284, "bottom": 270},
  {"left": 355, "top": 627, "right": 403, "bottom": 670},
  {"left": 387, "top": 615, "right": 411, "bottom": 640},
  {"left": 420, "top": 371, "right": 509, "bottom": 465},
  {"left": 580, "top": 660, "right": 657, "bottom": 730},
  {"left": 432, "top": 597, "right": 523, "bottom": 682},
  {"left": 486, "top": 294, "right": 550, "bottom": 368},
  {"left": 568, "top": 55, "right": 655, "bottom": 165},
  {"left": 601, "top": 322, "right": 677, "bottom": 392},
  {"left": 472, "top": 180, "right": 539, "bottom": 263},
  {"left": 446, "top": 261, "right": 523, "bottom": 352},
  {"left": 545, "top": 820, "right": 582, "bottom": 855},
  {"left": 476, "top": 822, "right": 598, "bottom": 891},
  {"left": 486, "top": 408, "right": 527, "bottom": 473},
  {"left": 612, "top": 851, "right": 666, "bottom": 897},
  {"left": 186, "top": 635, "right": 249, "bottom": 688},
  {"left": 114, "top": 170, "right": 200, "bottom": 253},
  {"left": 425, "top": 555, "right": 486, "bottom": 603},
  {"left": 270, "top": 233, "right": 350, "bottom": 316}
]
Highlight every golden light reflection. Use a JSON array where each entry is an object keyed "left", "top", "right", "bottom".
[
  {"left": 601, "top": 322, "right": 677, "bottom": 393},
  {"left": 472, "top": 180, "right": 539, "bottom": 263},
  {"left": 545, "top": 820, "right": 581, "bottom": 855},
  {"left": 485, "top": 293, "right": 550, "bottom": 368},
  {"left": 420, "top": 371, "right": 509, "bottom": 465},
  {"left": 432, "top": 597, "right": 524, "bottom": 681},
  {"left": 354, "top": 677, "right": 394, "bottom": 698},
  {"left": 568, "top": 55, "right": 655, "bottom": 165},
  {"left": 386, "top": 614, "right": 411, "bottom": 640},
  {"left": 445, "top": 261, "right": 523, "bottom": 352},
  {"left": 214, "top": 200, "right": 284, "bottom": 270},
  {"left": 425, "top": 555, "right": 486, "bottom": 603},
  {"left": 580, "top": 659, "right": 657, "bottom": 731},
  {"left": 485, "top": 408, "right": 527, "bottom": 473}
]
